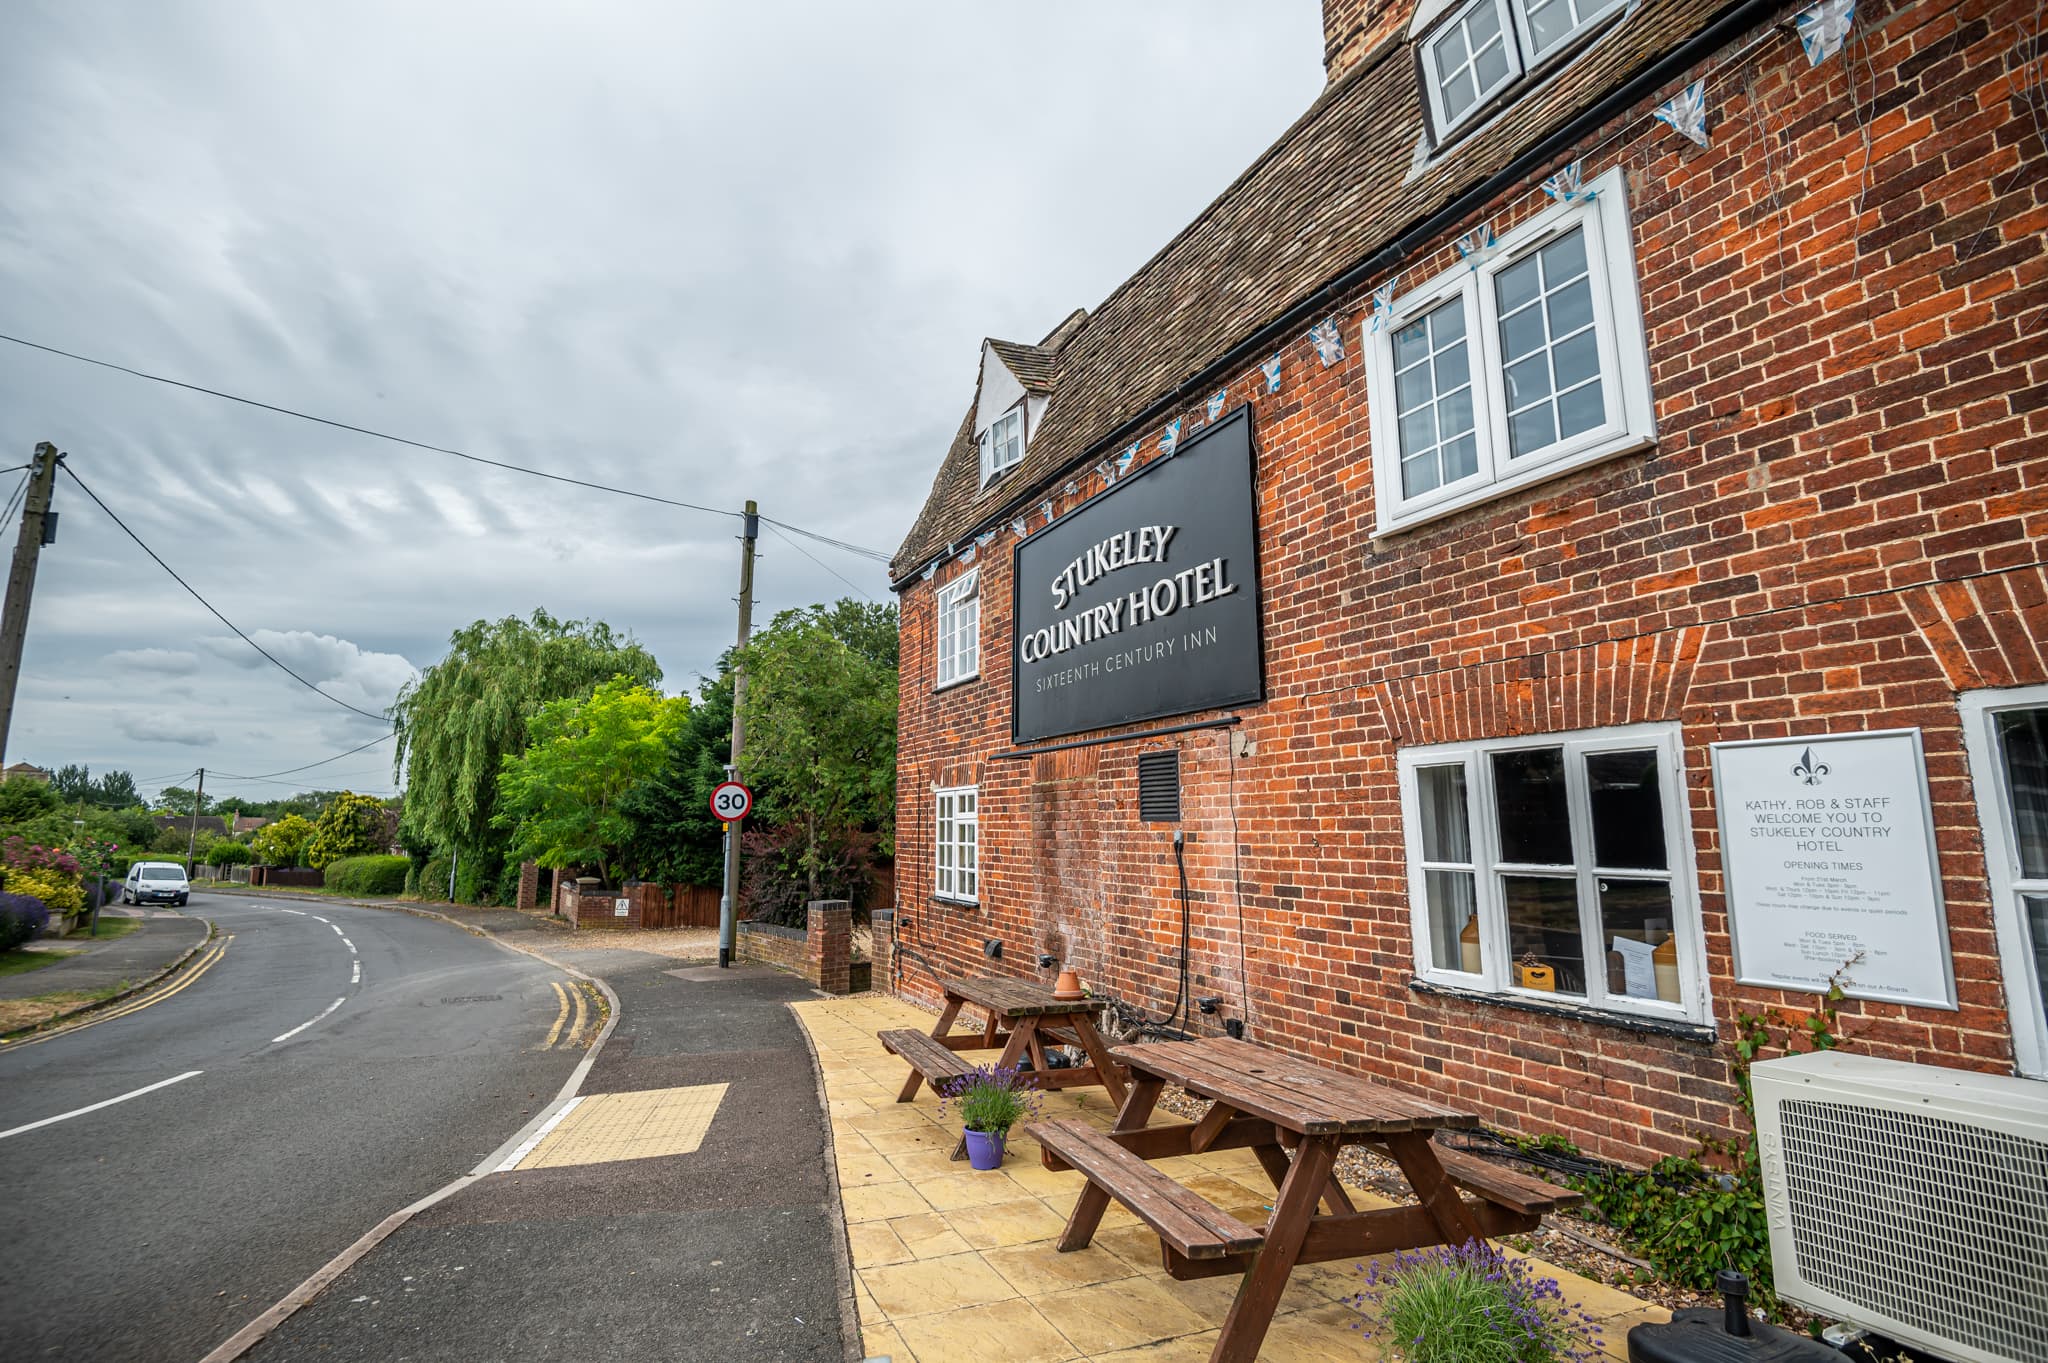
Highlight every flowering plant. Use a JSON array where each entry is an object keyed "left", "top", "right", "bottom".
[
  {"left": 1347, "top": 1239, "right": 1603, "bottom": 1363},
  {"left": 66, "top": 836, "right": 120, "bottom": 882},
  {"left": 936, "top": 1063, "right": 1042, "bottom": 1137},
  {"left": 2, "top": 837, "right": 81, "bottom": 877}
]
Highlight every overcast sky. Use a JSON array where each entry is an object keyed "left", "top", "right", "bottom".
[{"left": 0, "top": 2, "right": 1321, "bottom": 803}]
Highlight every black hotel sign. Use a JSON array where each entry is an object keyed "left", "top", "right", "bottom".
[{"left": 1011, "top": 406, "right": 1264, "bottom": 743}]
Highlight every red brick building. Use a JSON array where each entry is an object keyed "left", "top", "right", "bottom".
[{"left": 890, "top": 0, "right": 2046, "bottom": 1164}]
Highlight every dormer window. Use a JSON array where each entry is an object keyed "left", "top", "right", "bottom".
[
  {"left": 980, "top": 405, "right": 1025, "bottom": 484},
  {"left": 1419, "top": 0, "right": 1626, "bottom": 140}
]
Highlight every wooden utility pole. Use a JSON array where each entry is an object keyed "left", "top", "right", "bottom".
[
  {"left": 0, "top": 443, "right": 62, "bottom": 764},
  {"left": 718, "top": 500, "right": 759, "bottom": 968},
  {"left": 185, "top": 768, "right": 207, "bottom": 868}
]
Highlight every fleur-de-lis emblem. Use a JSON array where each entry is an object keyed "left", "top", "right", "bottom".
[
  {"left": 1261, "top": 353, "right": 1283, "bottom": 392},
  {"left": 1309, "top": 318, "right": 1345, "bottom": 367},
  {"left": 1791, "top": 748, "right": 1831, "bottom": 786},
  {"left": 1796, "top": 0, "right": 1855, "bottom": 65}
]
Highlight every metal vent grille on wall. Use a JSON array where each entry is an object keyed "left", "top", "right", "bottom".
[
  {"left": 1138, "top": 749, "right": 1181, "bottom": 822},
  {"left": 1778, "top": 1097, "right": 2048, "bottom": 1362}
]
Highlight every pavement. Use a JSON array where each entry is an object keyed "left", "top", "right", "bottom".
[
  {"left": 0, "top": 893, "right": 585, "bottom": 1363},
  {"left": 0, "top": 909, "right": 209, "bottom": 1005},
  {"left": 245, "top": 908, "right": 855, "bottom": 1363}
]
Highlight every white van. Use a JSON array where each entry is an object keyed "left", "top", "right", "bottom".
[{"left": 123, "top": 861, "right": 190, "bottom": 907}]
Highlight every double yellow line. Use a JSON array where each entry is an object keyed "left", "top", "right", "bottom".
[
  {"left": 542, "top": 979, "right": 591, "bottom": 1050},
  {"left": 7, "top": 933, "right": 233, "bottom": 1048}
]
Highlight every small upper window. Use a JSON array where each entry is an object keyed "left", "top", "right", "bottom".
[
  {"left": 1420, "top": 0, "right": 1625, "bottom": 140},
  {"left": 980, "top": 407, "right": 1024, "bottom": 484}
]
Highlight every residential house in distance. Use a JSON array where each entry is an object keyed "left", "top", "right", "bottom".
[
  {"left": 3, "top": 762, "right": 52, "bottom": 784},
  {"left": 891, "top": 0, "right": 2045, "bottom": 1166}
]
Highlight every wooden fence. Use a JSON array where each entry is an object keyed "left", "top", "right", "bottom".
[{"left": 637, "top": 883, "right": 722, "bottom": 930}]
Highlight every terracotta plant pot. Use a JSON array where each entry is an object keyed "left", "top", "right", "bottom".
[
  {"left": 1052, "top": 969, "right": 1084, "bottom": 1001},
  {"left": 963, "top": 1128, "right": 1006, "bottom": 1170}
]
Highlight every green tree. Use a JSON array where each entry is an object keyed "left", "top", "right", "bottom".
[
  {"left": 90, "top": 770, "right": 140, "bottom": 808},
  {"left": 305, "top": 791, "right": 388, "bottom": 870},
  {"left": 0, "top": 776, "right": 61, "bottom": 825},
  {"left": 737, "top": 599, "right": 898, "bottom": 896},
  {"left": 393, "top": 610, "right": 661, "bottom": 897},
  {"left": 620, "top": 671, "right": 735, "bottom": 886},
  {"left": 52, "top": 764, "right": 94, "bottom": 804},
  {"left": 251, "top": 814, "right": 316, "bottom": 867},
  {"left": 154, "top": 785, "right": 211, "bottom": 816},
  {"left": 497, "top": 678, "right": 686, "bottom": 885}
]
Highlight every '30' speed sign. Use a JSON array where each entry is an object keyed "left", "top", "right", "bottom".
[{"left": 709, "top": 781, "right": 754, "bottom": 822}]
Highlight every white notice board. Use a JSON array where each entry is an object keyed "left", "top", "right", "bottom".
[{"left": 1712, "top": 729, "right": 1955, "bottom": 1009}]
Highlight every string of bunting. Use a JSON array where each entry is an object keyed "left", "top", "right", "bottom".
[
  {"left": 1655, "top": 79, "right": 1711, "bottom": 146},
  {"left": 1797, "top": 0, "right": 1855, "bottom": 64}
]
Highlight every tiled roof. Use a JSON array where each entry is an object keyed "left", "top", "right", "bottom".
[
  {"left": 986, "top": 338, "right": 1060, "bottom": 394},
  {"left": 892, "top": 0, "right": 1734, "bottom": 580}
]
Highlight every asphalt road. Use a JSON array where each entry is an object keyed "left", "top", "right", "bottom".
[{"left": 0, "top": 893, "right": 584, "bottom": 1363}]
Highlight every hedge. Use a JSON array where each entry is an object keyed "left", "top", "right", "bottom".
[{"left": 323, "top": 855, "right": 410, "bottom": 897}]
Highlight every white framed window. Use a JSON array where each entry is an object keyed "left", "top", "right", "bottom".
[
  {"left": 1959, "top": 685, "right": 2048, "bottom": 1079},
  {"left": 1421, "top": 0, "right": 1523, "bottom": 136},
  {"left": 1418, "top": 0, "right": 1626, "bottom": 140},
  {"left": 1367, "top": 167, "right": 1654, "bottom": 534},
  {"left": 934, "top": 785, "right": 979, "bottom": 904},
  {"left": 1397, "top": 723, "right": 1709, "bottom": 1024},
  {"left": 979, "top": 406, "right": 1024, "bottom": 484},
  {"left": 935, "top": 568, "right": 980, "bottom": 690}
]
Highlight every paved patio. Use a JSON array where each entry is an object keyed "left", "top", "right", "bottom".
[{"left": 795, "top": 993, "right": 1667, "bottom": 1363}]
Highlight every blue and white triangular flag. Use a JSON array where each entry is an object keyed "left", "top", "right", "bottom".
[
  {"left": 1654, "top": 80, "right": 1710, "bottom": 147},
  {"left": 1369, "top": 276, "right": 1400, "bottom": 333},
  {"left": 1456, "top": 223, "right": 1495, "bottom": 269},
  {"left": 1063, "top": 481, "right": 1078, "bottom": 498},
  {"left": 1207, "top": 390, "right": 1227, "bottom": 422},
  {"left": 1796, "top": 0, "right": 1854, "bottom": 64},
  {"left": 921, "top": 561, "right": 938, "bottom": 581},
  {"left": 1010, "top": 517, "right": 1027, "bottom": 538},
  {"left": 975, "top": 531, "right": 995, "bottom": 549},
  {"left": 1541, "top": 161, "right": 1594, "bottom": 204},
  {"left": 1095, "top": 460, "right": 1113, "bottom": 485},
  {"left": 1309, "top": 318, "right": 1345, "bottom": 367},
  {"left": 959, "top": 544, "right": 976, "bottom": 566},
  {"left": 1159, "top": 419, "right": 1182, "bottom": 456},
  {"left": 1040, "top": 499, "right": 1054, "bottom": 524},
  {"left": 1117, "top": 442, "right": 1138, "bottom": 477},
  {"left": 1261, "top": 354, "right": 1283, "bottom": 392}
]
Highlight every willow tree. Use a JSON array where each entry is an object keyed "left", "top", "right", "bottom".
[{"left": 392, "top": 609, "right": 660, "bottom": 898}]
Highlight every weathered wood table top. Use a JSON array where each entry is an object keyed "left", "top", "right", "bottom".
[
  {"left": 1111, "top": 1036, "right": 1481, "bottom": 1136},
  {"left": 943, "top": 974, "right": 1110, "bottom": 1018}
]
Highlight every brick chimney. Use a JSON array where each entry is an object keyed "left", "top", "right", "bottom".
[{"left": 1322, "top": 0, "right": 1407, "bottom": 84}]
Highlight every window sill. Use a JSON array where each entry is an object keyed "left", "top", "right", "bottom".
[
  {"left": 1373, "top": 434, "right": 1653, "bottom": 541},
  {"left": 934, "top": 672, "right": 980, "bottom": 695},
  {"left": 931, "top": 894, "right": 979, "bottom": 909},
  {"left": 1407, "top": 976, "right": 1716, "bottom": 1043}
]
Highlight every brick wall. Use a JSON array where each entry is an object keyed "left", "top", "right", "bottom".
[
  {"left": 738, "top": 903, "right": 856, "bottom": 993},
  {"left": 894, "top": 0, "right": 2047, "bottom": 1166},
  {"left": 558, "top": 882, "right": 656, "bottom": 929},
  {"left": 739, "top": 920, "right": 808, "bottom": 973}
]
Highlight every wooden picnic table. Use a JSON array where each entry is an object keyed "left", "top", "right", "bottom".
[
  {"left": 1030, "top": 1036, "right": 1579, "bottom": 1363},
  {"left": 880, "top": 976, "right": 1131, "bottom": 1157}
]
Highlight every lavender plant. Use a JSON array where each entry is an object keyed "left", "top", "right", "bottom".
[
  {"left": 1347, "top": 1239, "right": 1604, "bottom": 1363},
  {"left": 936, "top": 1062, "right": 1043, "bottom": 1136}
]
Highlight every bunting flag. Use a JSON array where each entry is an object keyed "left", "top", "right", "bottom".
[
  {"left": 1040, "top": 499, "right": 1054, "bottom": 524},
  {"left": 1117, "top": 442, "right": 1139, "bottom": 476},
  {"left": 922, "top": 561, "right": 938, "bottom": 581},
  {"left": 1010, "top": 517, "right": 1027, "bottom": 538},
  {"left": 1796, "top": 0, "right": 1854, "bottom": 64},
  {"left": 959, "top": 544, "right": 976, "bottom": 566},
  {"left": 975, "top": 531, "right": 995, "bottom": 548},
  {"left": 1654, "top": 80, "right": 1710, "bottom": 147},
  {"left": 1207, "top": 390, "right": 1227, "bottom": 422},
  {"left": 1261, "top": 353, "right": 1284, "bottom": 392},
  {"left": 1063, "top": 481, "right": 1078, "bottom": 497},
  {"left": 1095, "top": 460, "right": 1113, "bottom": 485},
  {"left": 1309, "top": 318, "right": 1345, "bottom": 367},
  {"left": 1369, "top": 276, "right": 1400, "bottom": 333},
  {"left": 1456, "top": 223, "right": 1496, "bottom": 269},
  {"left": 1541, "top": 160, "right": 1594, "bottom": 204},
  {"left": 1159, "top": 419, "right": 1183, "bottom": 456}
]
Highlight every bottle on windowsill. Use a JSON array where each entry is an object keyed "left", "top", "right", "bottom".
[{"left": 1459, "top": 912, "right": 1481, "bottom": 974}]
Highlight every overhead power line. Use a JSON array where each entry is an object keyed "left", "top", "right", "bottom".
[
  {"left": 765, "top": 522, "right": 876, "bottom": 602},
  {"left": 211, "top": 730, "right": 396, "bottom": 782},
  {"left": 61, "top": 465, "right": 393, "bottom": 723},
  {"left": 0, "top": 331, "right": 893, "bottom": 561}
]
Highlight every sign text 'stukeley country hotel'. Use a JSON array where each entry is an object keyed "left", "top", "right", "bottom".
[{"left": 889, "top": 0, "right": 2046, "bottom": 1163}]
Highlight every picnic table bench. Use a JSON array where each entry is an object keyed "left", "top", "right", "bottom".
[
  {"left": 1030, "top": 1036, "right": 1579, "bottom": 1363},
  {"left": 881, "top": 975, "right": 1130, "bottom": 1159}
]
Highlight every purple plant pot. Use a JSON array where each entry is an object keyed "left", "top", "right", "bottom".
[{"left": 963, "top": 1128, "right": 1006, "bottom": 1170}]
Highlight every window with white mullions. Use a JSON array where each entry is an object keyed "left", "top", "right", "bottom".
[
  {"left": 1399, "top": 725, "right": 1705, "bottom": 1022},
  {"left": 1424, "top": 0, "right": 1523, "bottom": 133},
  {"left": 935, "top": 569, "right": 980, "bottom": 690},
  {"left": 1393, "top": 300, "right": 1480, "bottom": 498},
  {"left": 1961, "top": 687, "right": 2048, "bottom": 1078},
  {"left": 979, "top": 406, "right": 1024, "bottom": 484},
  {"left": 1514, "top": 0, "right": 1627, "bottom": 61},
  {"left": 934, "top": 786, "right": 979, "bottom": 904},
  {"left": 1494, "top": 226, "right": 1605, "bottom": 460}
]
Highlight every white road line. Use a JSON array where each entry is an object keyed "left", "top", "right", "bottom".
[
  {"left": 330, "top": 924, "right": 345, "bottom": 936},
  {"left": 272, "top": 997, "right": 346, "bottom": 1044},
  {"left": 0, "top": 1071, "right": 203, "bottom": 1141},
  {"left": 351, "top": 961, "right": 361, "bottom": 984},
  {"left": 279, "top": 909, "right": 306, "bottom": 916},
  {"left": 311, "top": 915, "right": 330, "bottom": 924},
  {"left": 345, "top": 940, "right": 357, "bottom": 955},
  {"left": 493, "top": 1096, "right": 584, "bottom": 1171}
]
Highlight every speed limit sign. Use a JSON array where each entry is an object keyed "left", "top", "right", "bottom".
[{"left": 709, "top": 780, "right": 753, "bottom": 823}]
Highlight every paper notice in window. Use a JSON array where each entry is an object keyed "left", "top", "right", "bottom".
[{"left": 1612, "top": 937, "right": 1658, "bottom": 999}]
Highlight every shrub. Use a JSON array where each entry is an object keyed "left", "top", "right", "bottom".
[
  {"left": 0, "top": 776, "right": 60, "bottom": 824},
  {"left": 208, "top": 840, "right": 252, "bottom": 867},
  {"left": 4, "top": 865, "right": 83, "bottom": 918},
  {"left": 1347, "top": 1239, "right": 1604, "bottom": 1363},
  {"left": 323, "top": 855, "right": 409, "bottom": 896},
  {"left": 306, "top": 792, "right": 388, "bottom": 870},
  {"left": 0, "top": 892, "right": 50, "bottom": 951},
  {"left": 419, "top": 856, "right": 452, "bottom": 901}
]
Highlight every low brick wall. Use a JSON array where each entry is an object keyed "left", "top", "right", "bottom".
[
  {"left": 871, "top": 910, "right": 893, "bottom": 995},
  {"left": 558, "top": 881, "right": 647, "bottom": 929},
  {"left": 737, "top": 901, "right": 855, "bottom": 993}
]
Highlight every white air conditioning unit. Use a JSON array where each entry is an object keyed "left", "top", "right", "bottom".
[{"left": 1753, "top": 1051, "right": 2048, "bottom": 1363}]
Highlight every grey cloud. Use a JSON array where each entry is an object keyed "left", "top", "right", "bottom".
[
  {"left": 106, "top": 648, "right": 201, "bottom": 674},
  {"left": 116, "top": 714, "right": 218, "bottom": 746}
]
